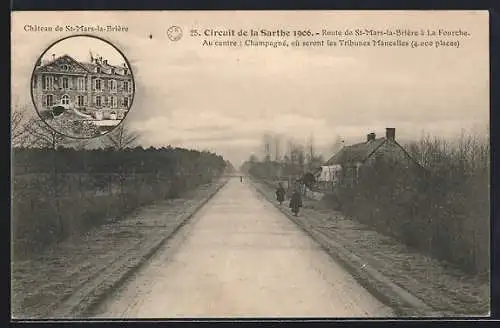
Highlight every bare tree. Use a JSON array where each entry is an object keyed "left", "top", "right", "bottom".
[
  {"left": 102, "top": 122, "right": 140, "bottom": 150},
  {"left": 286, "top": 138, "right": 294, "bottom": 162},
  {"left": 22, "top": 117, "right": 68, "bottom": 149},
  {"left": 306, "top": 134, "right": 315, "bottom": 167},
  {"left": 11, "top": 109, "right": 29, "bottom": 148},
  {"left": 262, "top": 133, "right": 272, "bottom": 162},
  {"left": 273, "top": 133, "right": 282, "bottom": 162},
  {"left": 11, "top": 99, "right": 38, "bottom": 148}
]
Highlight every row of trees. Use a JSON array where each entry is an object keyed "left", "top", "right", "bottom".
[
  {"left": 242, "top": 132, "right": 339, "bottom": 181},
  {"left": 11, "top": 102, "right": 230, "bottom": 259},
  {"left": 258, "top": 132, "right": 327, "bottom": 170}
]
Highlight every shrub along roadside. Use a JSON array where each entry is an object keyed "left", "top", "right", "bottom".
[{"left": 338, "top": 133, "right": 489, "bottom": 276}]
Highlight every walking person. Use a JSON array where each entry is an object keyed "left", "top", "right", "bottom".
[
  {"left": 289, "top": 186, "right": 303, "bottom": 216},
  {"left": 276, "top": 183, "right": 285, "bottom": 205}
]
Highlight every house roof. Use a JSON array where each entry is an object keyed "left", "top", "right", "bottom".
[{"left": 325, "top": 138, "right": 386, "bottom": 166}]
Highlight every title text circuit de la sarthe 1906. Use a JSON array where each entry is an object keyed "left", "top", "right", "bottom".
[{"left": 202, "top": 28, "right": 470, "bottom": 37}]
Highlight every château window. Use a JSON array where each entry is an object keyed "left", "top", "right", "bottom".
[
  {"left": 61, "top": 95, "right": 70, "bottom": 105},
  {"left": 123, "top": 81, "right": 130, "bottom": 93},
  {"left": 123, "top": 96, "right": 129, "bottom": 108},
  {"left": 78, "top": 78, "right": 85, "bottom": 91},
  {"left": 95, "top": 79, "right": 102, "bottom": 91},
  {"left": 62, "top": 77, "right": 69, "bottom": 89},
  {"left": 96, "top": 67, "right": 101, "bottom": 73},
  {"left": 77, "top": 95, "right": 84, "bottom": 107},
  {"left": 62, "top": 64, "right": 69, "bottom": 71},
  {"left": 95, "top": 95, "right": 102, "bottom": 107},
  {"left": 45, "top": 94, "right": 54, "bottom": 107},
  {"left": 43, "top": 76, "right": 54, "bottom": 90},
  {"left": 103, "top": 96, "right": 108, "bottom": 106},
  {"left": 111, "top": 96, "right": 117, "bottom": 108},
  {"left": 110, "top": 79, "right": 116, "bottom": 91}
]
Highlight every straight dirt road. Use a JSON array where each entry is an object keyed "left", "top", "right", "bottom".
[{"left": 91, "top": 177, "right": 394, "bottom": 318}]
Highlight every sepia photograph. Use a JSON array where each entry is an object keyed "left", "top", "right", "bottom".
[
  {"left": 11, "top": 11, "right": 490, "bottom": 320},
  {"left": 30, "top": 35, "right": 135, "bottom": 139}
]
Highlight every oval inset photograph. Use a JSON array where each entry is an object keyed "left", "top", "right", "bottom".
[{"left": 30, "top": 35, "right": 135, "bottom": 139}]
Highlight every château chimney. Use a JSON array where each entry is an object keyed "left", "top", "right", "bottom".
[
  {"left": 103, "top": 59, "right": 108, "bottom": 65},
  {"left": 386, "top": 128, "right": 396, "bottom": 141},
  {"left": 366, "top": 132, "right": 376, "bottom": 142}
]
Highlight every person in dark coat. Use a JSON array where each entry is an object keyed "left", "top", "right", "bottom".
[
  {"left": 276, "top": 183, "right": 285, "bottom": 205},
  {"left": 289, "top": 188, "right": 303, "bottom": 216}
]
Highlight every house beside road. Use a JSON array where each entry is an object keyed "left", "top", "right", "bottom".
[{"left": 316, "top": 128, "right": 421, "bottom": 189}]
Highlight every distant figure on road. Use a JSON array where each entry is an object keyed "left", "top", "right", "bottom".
[
  {"left": 240, "top": 176, "right": 243, "bottom": 183},
  {"left": 289, "top": 189, "right": 303, "bottom": 216},
  {"left": 276, "top": 183, "right": 285, "bottom": 205}
]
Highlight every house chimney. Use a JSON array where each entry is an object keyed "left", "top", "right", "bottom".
[
  {"left": 386, "top": 128, "right": 396, "bottom": 141},
  {"left": 366, "top": 132, "right": 376, "bottom": 142}
]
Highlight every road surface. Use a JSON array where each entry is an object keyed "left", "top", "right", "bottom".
[{"left": 92, "top": 178, "right": 394, "bottom": 318}]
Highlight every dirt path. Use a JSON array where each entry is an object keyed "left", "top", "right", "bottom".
[{"left": 91, "top": 178, "right": 394, "bottom": 318}]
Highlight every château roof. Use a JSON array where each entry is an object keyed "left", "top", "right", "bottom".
[{"left": 35, "top": 54, "right": 130, "bottom": 76}]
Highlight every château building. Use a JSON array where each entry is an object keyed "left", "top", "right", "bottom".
[{"left": 31, "top": 54, "right": 134, "bottom": 121}]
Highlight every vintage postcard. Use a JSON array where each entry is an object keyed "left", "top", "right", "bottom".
[{"left": 11, "top": 11, "right": 490, "bottom": 319}]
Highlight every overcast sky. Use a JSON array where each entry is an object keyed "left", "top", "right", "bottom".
[{"left": 12, "top": 11, "right": 489, "bottom": 166}]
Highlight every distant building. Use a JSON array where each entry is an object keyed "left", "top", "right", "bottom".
[
  {"left": 32, "top": 54, "right": 133, "bottom": 121},
  {"left": 318, "top": 128, "right": 421, "bottom": 188}
]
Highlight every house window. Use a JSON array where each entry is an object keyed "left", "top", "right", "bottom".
[
  {"left": 78, "top": 78, "right": 85, "bottom": 91},
  {"left": 62, "top": 77, "right": 69, "bottom": 89},
  {"left": 77, "top": 95, "right": 84, "bottom": 106},
  {"left": 45, "top": 94, "right": 54, "bottom": 107},
  {"left": 94, "top": 79, "right": 102, "bottom": 91},
  {"left": 110, "top": 79, "right": 116, "bottom": 91},
  {"left": 61, "top": 94, "right": 70, "bottom": 105},
  {"left": 123, "top": 96, "right": 129, "bottom": 108},
  {"left": 43, "top": 76, "right": 54, "bottom": 90}
]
